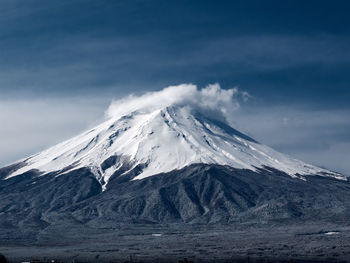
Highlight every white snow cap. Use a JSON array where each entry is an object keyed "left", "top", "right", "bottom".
[
  {"left": 106, "top": 83, "right": 242, "bottom": 121},
  {"left": 5, "top": 83, "right": 346, "bottom": 189}
]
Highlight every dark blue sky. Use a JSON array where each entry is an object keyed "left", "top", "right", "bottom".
[
  {"left": 0, "top": 0, "right": 350, "bottom": 174},
  {"left": 1, "top": 0, "right": 350, "bottom": 106}
]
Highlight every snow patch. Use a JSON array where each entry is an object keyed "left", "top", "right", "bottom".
[{"left": 324, "top": 231, "right": 340, "bottom": 235}]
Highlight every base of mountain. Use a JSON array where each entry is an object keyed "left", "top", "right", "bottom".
[
  {"left": 1, "top": 222, "right": 350, "bottom": 262},
  {"left": 1, "top": 164, "right": 350, "bottom": 226},
  {"left": 1, "top": 164, "right": 350, "bottom": 262}
]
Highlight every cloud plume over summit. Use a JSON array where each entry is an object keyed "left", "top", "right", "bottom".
[{"left": 106, "top": 84, "right": 245, "bottom": 121}]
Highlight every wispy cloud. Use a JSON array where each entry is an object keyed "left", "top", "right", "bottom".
[{"left": 106, "top": 83, "right": 250, "bottom": 122}]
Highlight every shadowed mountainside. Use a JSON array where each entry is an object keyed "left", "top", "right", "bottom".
[{"left": 1, "top": 163, "right": 350, "bottom": 242}]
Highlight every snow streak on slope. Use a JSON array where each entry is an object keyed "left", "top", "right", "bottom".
[{"left": 5, "top": 104, "right": 345, "bottom": 190}]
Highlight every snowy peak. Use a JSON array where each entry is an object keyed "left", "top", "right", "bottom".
[{"left": 5, "top": 105, "right": 345, "bottom": 190}]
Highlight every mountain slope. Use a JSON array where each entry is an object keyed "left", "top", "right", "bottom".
[
  {"left": 3, "top": 106, "right": 345, "bottom": 192},
  {"left": 0, "top": 164, "right": 350, "bottom": 234}
]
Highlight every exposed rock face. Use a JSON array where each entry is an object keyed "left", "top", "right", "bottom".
[{"left": 1, "top": 163, "right": 349, "bottom": 237}]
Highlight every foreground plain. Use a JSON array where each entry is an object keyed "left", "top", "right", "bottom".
[
  {"left": 1, "top": 223, "right": 350, "bottom": 262},
  {"left": 1, "top": 164, "right": 350, "bottom": 262}
]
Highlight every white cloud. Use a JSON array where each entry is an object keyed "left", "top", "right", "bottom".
[{"left": 106, "top": 83, "right": 244, "bottom": 121}]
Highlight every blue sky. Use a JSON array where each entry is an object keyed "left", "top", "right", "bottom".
[{"left": 0, "top": 0, "right": 349, "bottom": 174}]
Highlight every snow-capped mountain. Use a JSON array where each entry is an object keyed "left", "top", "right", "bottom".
[
  {"left": 4, "top": 105, "right": 344, "bottom": 191},
  {"left": 1, "top": 85, "right": 350, "bottom": 239}
]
